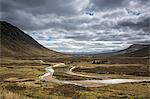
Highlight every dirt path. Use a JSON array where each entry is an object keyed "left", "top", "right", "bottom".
[
  {"left": 66, "top": 66, "right": 103, "bottom": 78},
  {"left": 40, "top": 63, "right": 150, "bottom": 87}
]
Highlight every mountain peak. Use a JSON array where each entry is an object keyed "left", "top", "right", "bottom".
[{"left": 0, "top": 21, "right": 14, "bottom": 28}]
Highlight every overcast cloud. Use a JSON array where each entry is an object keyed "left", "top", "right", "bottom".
[{"left": 0, "top": 0, "right": 150, "bottom": 53}]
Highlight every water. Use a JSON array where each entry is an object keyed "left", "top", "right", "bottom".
[
  {"left": 40, "top": 67, "right": 54, "bottom": 81},
  {"left": 53, "top": 78, "right": 150, "bottom": 87},
  {"left": 40, "top": 64, "right": 150, "bottom": 87}
]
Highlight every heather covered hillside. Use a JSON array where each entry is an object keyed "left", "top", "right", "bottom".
[{"left": 0, "top": 21, "right": 62, "bottom": 58}]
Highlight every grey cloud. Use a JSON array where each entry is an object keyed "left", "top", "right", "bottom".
[
  {"left": 93, "top": 0, "right": 124, "bottom": 8},
  {"left": 91, "top": 0, "right": 150, "bottom": 11},
  {"left": 91, "top": 0, "right": 124, "bottom": 11},
  {"left": 118, "top": 16, "right": 150, "bottom": 31},
  {"left": 0, "top": 0, "right": 89, "bottom": 30},
  {"left": 65, "top": 33, "right": 95, "bottom": 41},
  {"left": 1, "top": 0, "right": 82, "bottom": 15},
  {"left": 1, "top": 0, "right": 150, "bottom": 52}
]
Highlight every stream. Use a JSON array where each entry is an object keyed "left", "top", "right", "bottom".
[{"left": 40, "top": 63, "right": 150, "bottom": 87}]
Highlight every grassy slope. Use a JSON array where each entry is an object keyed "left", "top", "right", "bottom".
[{"left": 0, "top": 21, "right": 62, "bottom": 58}]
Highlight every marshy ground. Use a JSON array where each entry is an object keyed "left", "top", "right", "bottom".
[{"left": 0, "top": 57, "right": 150, "bottom": 99}]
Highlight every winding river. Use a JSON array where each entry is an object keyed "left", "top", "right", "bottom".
[{"left": 40, "top": 63, "right": 150, "bottom": 87}]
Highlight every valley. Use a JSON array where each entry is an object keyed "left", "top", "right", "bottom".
[
  {"left": 0, "top": 21, "right": 149, "bottom": 99},
  {"left": 0, "top": 57, "right": 150, "bottom": 99}
]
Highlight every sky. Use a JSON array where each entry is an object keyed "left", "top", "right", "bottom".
[{"left": 0, "top": 0, "right": 150, "bottom": 53}]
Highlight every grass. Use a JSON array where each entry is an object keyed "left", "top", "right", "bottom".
[
  {"left": 74, "top": 81, "right": 150, "bottom": 99},
  {"left": 73, "top": 71, "right": 137, "bottom": 79},
  {"left": 0, "top": 59, "right": 149, "bottom": 99},
  {"left": 0, "top": 58, "right": 42, "bottom": 64},
  {"left": 73, "top": 64, "right": 149, "bottom": 76},
  {"left": 0, "top": 87, "right": 31, "bottom": 99},
  {"left": 1, "top": 81, "right": 149, "bottom": 99},
  {"left": 0, "top": 66, "right": 46, "bottom": 81},
  {"left": 0, "top": 65, "right": 69, "bottom": 99},
  {"left": 0, "top": 58, "right": 45, "bottom": 67},
  {"left": 76, "top": 61, "right": 146, "bottom": 67},
  {"left": 0, "top": 82, "right": 74, "bottom": 99}
]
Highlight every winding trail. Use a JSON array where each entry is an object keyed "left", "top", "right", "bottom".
[
  {"left": 67, "top": 66, "right": 101, "bottom": 78},
  {"left": 40, "top": 63, "right": 150, "bottom": 87}
]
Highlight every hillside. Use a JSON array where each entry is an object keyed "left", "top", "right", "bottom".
[
  {"left": 0, "top": 21, "right": 62, "bottom": 58},
  {"left": 120, "top": 44, "right": 150, "bottom": 57},
  {"left": 117, "top": 44, "right": 150, "bottom": 57}
]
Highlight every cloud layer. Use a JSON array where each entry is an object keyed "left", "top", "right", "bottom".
[{"left": 1, "top": 0, "right": 150, "bottom": 52}]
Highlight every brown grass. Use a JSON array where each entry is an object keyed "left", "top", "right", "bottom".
[{"left": 0, "top": 87, "right": 31, "bottom": 99}]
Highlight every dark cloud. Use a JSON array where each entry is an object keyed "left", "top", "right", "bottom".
[
  {"left": 0, "top": 0, "right": 150, "bottom": 52},
  {"left": 91, "top": 0, "right": 124, "bottom": 11},
  {"left": 1, "top": 0, "right": 80, "bottom": 15},
  {"left": 0, "top": 0, "right": 89, "bottom": 30},
  {"left": 118, "top": 16, "right": 150, "bottom": 31}
]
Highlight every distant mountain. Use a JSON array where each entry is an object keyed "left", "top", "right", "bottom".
[
  {"left": 0, "top": 21, "right": 62, "bottom": 58},
  {"left": 66, "top": 44, "right": 150, "bottom": 57},
  {"left": 118, "top": 44, "right": 149, "bottom": 53},
  {"left": 64, "top": 51, "right": 118, "bottom": 56},
  {"left": 118, "top": 44, "right": 150, "bottom": 57},
  {"left": 94, "top": 44, "right": 150, "bottom": 57}
]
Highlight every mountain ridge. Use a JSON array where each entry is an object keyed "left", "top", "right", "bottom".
[
  {"left": 118, "top": 44, "right": 150, "bottom": 57},
  {"left": 65, "top": 44, "right": 150, "bottom": 57},
  {"left": 0, "top": 21, "right": 62, "bottom": 58}
]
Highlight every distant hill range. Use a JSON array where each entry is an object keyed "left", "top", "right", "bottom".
[
  {"left": 106, "top": 44, "right": 149, "bottom": 57},
  {"left": 66, "top": 44, "right": 150, "bottom": 57},
  {"left": 0, "top": 21, "right": 62, "bottom": 58},
  {"left": 117, "top": 44, "right": 150, "bottom": 57}
]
